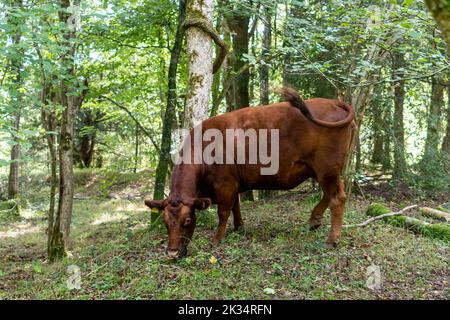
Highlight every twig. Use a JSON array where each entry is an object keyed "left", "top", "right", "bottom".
[
  {"left": 343, "top": 205, "right": 417, "bottom": 228},
  {"left": 99, "top": 95, "right": 160, "bottom": 153}
]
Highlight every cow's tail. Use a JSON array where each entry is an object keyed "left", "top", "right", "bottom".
[{"left": 276, "top": 87, "right": 354, "bottom": 128}]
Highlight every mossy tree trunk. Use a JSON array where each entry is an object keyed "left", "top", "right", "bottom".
[
  {"left": 225, "top": 1, "right": 254, "bottom": 201},
  {"left": 41, "top": 85, "right": 59, "bottom": 259},
  {"left": 48, "top": 0, "right": 83, "bottom": 260},
  {"left": 153, "top": 0, "right": 187, "bottom": 218},
  {"left": 392, "top": 52, "right": 407, "bottom": 180},
  {"left": 183, "top": 0, "right": 214, "bottom": 128}
]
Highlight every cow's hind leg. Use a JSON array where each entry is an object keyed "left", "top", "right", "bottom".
[
  {"left": 232, "top": 194, "right": 243, "bottom": 230},
  {"left": 309, "top": 192, "right": 329, "bottom": 230},
  {"left": 212, "top": 185, "right": 237, "bottom": 245},
  {"left": 319, "top": 175, "right": 347, "bottom": 248}
]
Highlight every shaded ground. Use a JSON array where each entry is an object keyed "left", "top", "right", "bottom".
[{"left": 0, "top": 170, "right": 448, "bottom": 299}]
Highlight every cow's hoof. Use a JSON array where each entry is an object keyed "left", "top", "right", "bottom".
[
  {"left": 309, "top": 223, "right": 322, "bottom": 231},
  {"left": 324, "top": 240, "right": 338, "bottom": 249},
  {"left": 234, "top": 224, "right": 244, "bottom": 231}
]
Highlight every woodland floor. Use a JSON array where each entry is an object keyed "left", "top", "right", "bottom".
[{"left": 0, "top": 169, "right": 448, "bottom": 300}]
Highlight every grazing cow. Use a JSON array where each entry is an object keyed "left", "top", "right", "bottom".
[{"left": 146, "top": 87, "right": 355, "bottom": 258}]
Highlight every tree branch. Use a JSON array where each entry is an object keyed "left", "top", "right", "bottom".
[
  {"left": 99, "top": 95, "right": 160, "bottom": 153},
  {"left": 343, "top": 205, "right": 418, "bottom": 228},
  {"left": 183, "top": 17, "right": 229, "bottom": 74}
]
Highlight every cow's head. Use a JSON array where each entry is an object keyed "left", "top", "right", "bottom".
[{"left": 145, "top": 194, "right": 211, "bottom": 259}]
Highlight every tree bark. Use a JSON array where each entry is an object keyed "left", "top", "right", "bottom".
[
  {"left": 392, "top": 52, "right": 407, "bottom": 180},
  {"left": 422, "top": 75, "right": 444, "bottom": 165},
  {"left": 41, "top": 86, "right": 59, "bottom": 259},
  {"left": 441, "top": 84, "right": 450, "bottom": 166},
  {"left": 6, "top": 0, "right": 24, "bottom": 201},
  {"left": 371, "top": 96, "right": 384, "bottom": 164},
  {"left": 152, "top": 0, "right": 186, "bottom": 211},
  {"left": 425, "top": 0, "right": 450, "bottom": 53},
  {"left": 48, "top": 0, "right": 82, "bottom": 260},
  {"left": 259, "top": 4, "right": 272, "bottom": 200},
  {"left": 183, "top": 0, "right": 214, "bottom": 128},
  {"left": 225, "top": 1, "right": 253, "bottom": 201}
]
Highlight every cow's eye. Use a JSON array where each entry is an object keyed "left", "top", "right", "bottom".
[{"left": 183, "top": 217, "right": 191, "bottom": 226}]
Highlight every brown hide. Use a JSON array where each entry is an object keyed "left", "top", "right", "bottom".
[{"left": 146, "top": 88, "right": 354, "bottom": 258}]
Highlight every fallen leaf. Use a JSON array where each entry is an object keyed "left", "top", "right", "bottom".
[{"left": 209, "top": 256, "right": 218, "bottom": 264}]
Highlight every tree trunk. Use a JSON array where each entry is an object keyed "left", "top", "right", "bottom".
[
  {"left": 371, "top": 97, "right": 384, "bottom": 164},
  {"left": 134, "top": 124, "right": 139, "bottom": 173},
  {"left": 382, "top": 103, "right": 392, "bottom": 171},
  {"left": 41, "top": 86, "right": 59, "bottom": 259},
  {"left": 259, "top": 4, "right": 272, "bottom": 200},
  {"left": 441, "top": 84, "right": 450, "bottom": 167},
  {"left": 80, "top": 130, "right": 96, "bottom": 168},
  {"left": 183, "top": 0, "right": 214, "bottom": 128},
  {"left": 152, "top": 0, "right": 186, "bottom": 217},
  {"left": 422, "top": 76, "right": 445, "bottom": 165},
  {"left": 6, "top": 0, "right": 24, "bottom": 201},
  {"left": 48, "top": 0, "right": 81, "bottom": 260},
  {"left": 425, "top": 0, "right": 450, "bottom": 53},
  {"left": 282, "top": 2, "right": 301, "bottom": 87},
  {"left": 225, "top": 2, "right": 253, "bottom": 201},
  {"left": 392, "top": 52, "right": 407, "bottom": 180}
]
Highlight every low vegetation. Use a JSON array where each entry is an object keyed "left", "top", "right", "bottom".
[{"left": 0, "top": 170, "right": 448, "bottom": 300}]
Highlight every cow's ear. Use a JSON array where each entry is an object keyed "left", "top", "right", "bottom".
[
  {"left": 144, "top": 199, "right": 166, "bottom": 211},
  {"left": 192, "top": 198, "right": 211, "bottom": 210}
]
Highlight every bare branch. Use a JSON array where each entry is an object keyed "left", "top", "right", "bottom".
[
  {"left": 343, "top": 205, "right": 418, "bottom": 228},
  {"left": 99, "top": 95, "right": 160, "bottom": 153}
]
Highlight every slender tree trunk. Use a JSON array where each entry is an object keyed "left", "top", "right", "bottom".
[
  {"left": 259, "top": 4, "right": 272, "bottom": 200},
  {"left": 226, "top": 2, "right": 253, "bottom": 201},
  {"left": 371, "top": 97, "right": 384, "bottom": 164},
  {"left": 382, "top": 103, "right": 392, "bottom": 171},
  {"left": 210, "top": 0, "right": 223, "bottom": 118},
  {"left": 152, "top": 0, "right": 186, "bottom": 219},
  {"left": 392, "top": 52, "right": 407, "bottom": 180},
  {"left": 134, "top": 124, "right": 139, "bottom": 173},
  {"left": 282, "top": 2, "right": 301, "bottom": 87},
  {"left": 422, "top": 76, "right": 444, "bottom": 165},
  {"left": 7, "top": 0, "right": 24, "bottom": 202},
  {"left": 442, "top": 84, "right": 450, "bottom": 168},
  {"left": 41, "top": 86, "right": 58, "bottom": 258},
  {"left": 48, "top": 0, "right": 81, "bottom": 260},
  {"left": 8, "top": 110, "right": 20, "bottom": 200}
]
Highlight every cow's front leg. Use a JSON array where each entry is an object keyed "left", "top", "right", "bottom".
[
  {"left": 309, "top": 192, "right": 329, "bottom": 230},
  {"left": 212, "top": 186, "right": 237, "bottom": 245},
  {"left": 212, "top": 204, "right": 232, "bottom": 245}
]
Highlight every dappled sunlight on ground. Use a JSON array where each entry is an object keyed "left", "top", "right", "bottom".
[
  {"left": 91, "top": 212, "right": 128, "bottom": 226},
  {"left": 0, "top": 221, "right": 43, "bottom": 239}
]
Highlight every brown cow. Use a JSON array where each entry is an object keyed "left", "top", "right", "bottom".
[{"left": 146, "top": 87, "right": 355, "bottom": 258}]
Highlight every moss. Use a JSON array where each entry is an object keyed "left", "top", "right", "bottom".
[
  {"left": 425, "top": 223, "right": 450, "bottom": 241},
  {"left": 366, "top": 203, "right": 450, "bottom": 242},
  {"left": 366, "top": 203, "right": 390, "bottom": 217},
  {"left": 0, "top": 199, "right": 21, "bottom": 216},
  {"left": 437, "top": 206, "right": 450, "bottom": 214}
]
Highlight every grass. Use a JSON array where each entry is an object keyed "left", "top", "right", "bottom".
[{"left": 0, "top": 170, "right": 448, "bottom": 300}]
